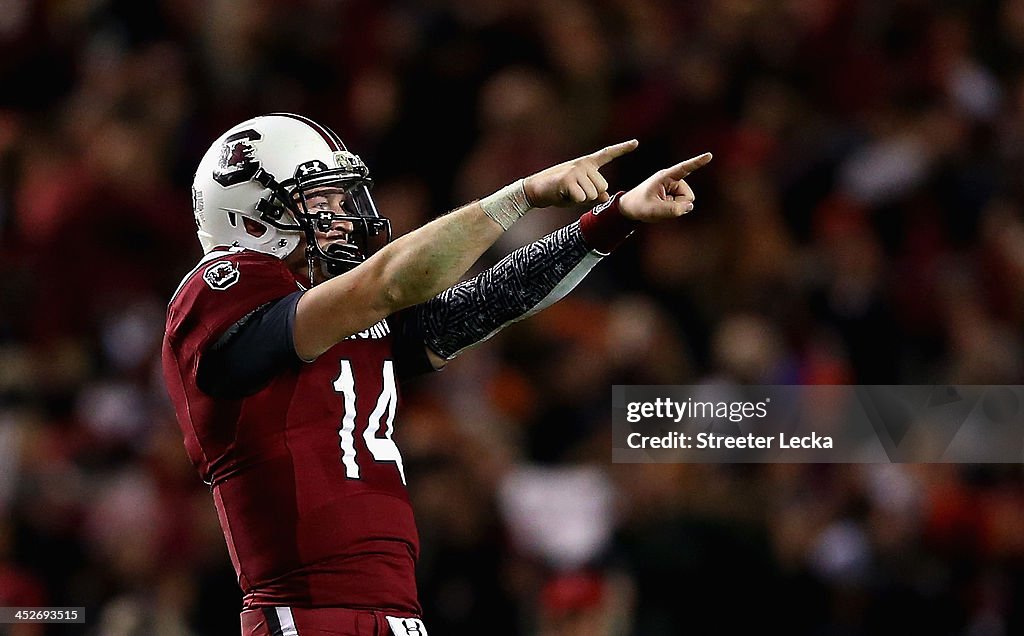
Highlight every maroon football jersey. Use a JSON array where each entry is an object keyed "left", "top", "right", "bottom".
[{"left": 162, "top": 248, "right": 420, "bottom": 613}]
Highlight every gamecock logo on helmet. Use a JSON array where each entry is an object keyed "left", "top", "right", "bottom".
[{"left": 213, "top": 129, "right": 263, "bottom": 187}]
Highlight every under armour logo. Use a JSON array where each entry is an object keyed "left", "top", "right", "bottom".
[
  {"left": 295, "top": 160, "right": 329, "bottom": 178},
  {"left": 385, "top": 616, "right": 428, "bottom": 636}
]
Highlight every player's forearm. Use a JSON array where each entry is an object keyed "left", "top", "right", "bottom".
[
  {"left": 416, "top": 194, "right": 638, "bottom": 361},
  {"left": 376, "top": 201, "right": 505, "bottom": 308},
  {"left": 416, "top": 221, "right": 596, "bottom": 360},
  {"left": 294, "top": 201, "right": 505, "bottom": 359}
]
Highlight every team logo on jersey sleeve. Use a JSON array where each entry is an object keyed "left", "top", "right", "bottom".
[{"left": 203, "top": 261, "right": 240, "bottom": 290}]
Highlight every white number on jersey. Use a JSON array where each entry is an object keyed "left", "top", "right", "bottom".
[{"left": 332, "top": 360, "right": 406, "bottom": 485}]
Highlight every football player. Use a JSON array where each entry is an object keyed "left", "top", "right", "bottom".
[{"left": 162, "top": 113, "right": 710, "bottom": 635}]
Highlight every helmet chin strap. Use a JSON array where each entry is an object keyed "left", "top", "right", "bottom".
[{"left": 305, "top": 242, "right": 318, "bottom": 288}]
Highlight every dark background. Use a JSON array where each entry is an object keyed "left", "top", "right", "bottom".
[{"left": 2, "top": 0, "right": 1024, "bottom": 634}]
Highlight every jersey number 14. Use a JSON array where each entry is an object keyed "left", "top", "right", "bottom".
[{"left": 333, "top": 360, "right": 407, "bottom": 485}]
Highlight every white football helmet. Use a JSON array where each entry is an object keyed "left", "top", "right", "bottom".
[{"left": 191, "top": 113, "right": 390, "bottom": 278}]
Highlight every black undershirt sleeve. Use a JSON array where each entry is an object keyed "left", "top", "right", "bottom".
[
  {"left": 196, "top": 291, "right": 304, "bottom": 398},
  {"left": 390, "top": 308, "right": 437, "bottom": 381}
]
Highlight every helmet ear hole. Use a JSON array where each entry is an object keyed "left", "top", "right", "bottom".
[{"left": 242, "top": 217, "right": 268, "bottom": 238}]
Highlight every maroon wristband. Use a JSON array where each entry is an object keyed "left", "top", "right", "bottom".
[{"left": 578, "top": 192, "right": 637, "bottom": 254}]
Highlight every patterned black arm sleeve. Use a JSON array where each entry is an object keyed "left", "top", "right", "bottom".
[{"left": 415, "top": 221, "right": 603, "bottom": 360}]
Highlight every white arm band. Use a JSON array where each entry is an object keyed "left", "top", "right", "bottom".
[{"left": 479, "top": 179, "right": 532, "bottom": 230}]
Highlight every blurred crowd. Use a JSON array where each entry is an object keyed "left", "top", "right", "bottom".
[{"left": 2, "top": 0, "right": 1024, "bottom": 634}]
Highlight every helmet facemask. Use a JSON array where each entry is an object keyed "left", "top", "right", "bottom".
[
  {"left": 253, "top": 153, "right": 391, "bottom": 284},
  {"left": 294, "top": 180, "right": 391, "bottom": 279}
]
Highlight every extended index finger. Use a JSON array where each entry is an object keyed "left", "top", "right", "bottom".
[
  {"left": 663, "top": 152, "right": 713, "bottom": 179},
  {"left": 588, "top": 139, "right": 639, "bottom": 166}
]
